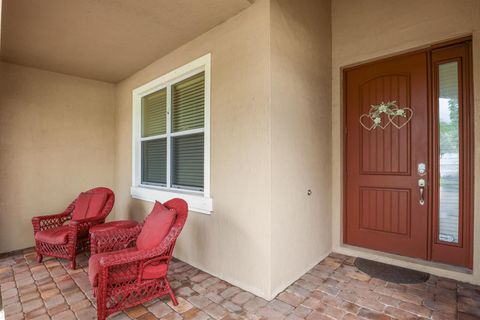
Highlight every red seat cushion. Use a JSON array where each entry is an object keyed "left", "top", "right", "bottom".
[
  {"left": 90, "top": 220, "right": 138, "bottom": 233},
  {"left": 143, "top": 263, "right": 168, "bottom": 280},
  {"left": 71, "top": 192, "right": 108, "bottom": 221},
  {"left": 88, "top": 248, "right": 168, "bottom": 287},
  {"left": 35, "top": 226, "right": 71, "bottom": 245},
  {"left": 88, "top": 247, "right": 136, "bottom": 287},
  {"left": 136, "top": 202, "right": 176, "bottom": 251}
]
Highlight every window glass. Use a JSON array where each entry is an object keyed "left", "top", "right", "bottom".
[
  {"left": 142, "top": 88, "right": 166, "bottom": 137},
  {"left": 438, "top": 61, "right": 460, "bottom": 243}
]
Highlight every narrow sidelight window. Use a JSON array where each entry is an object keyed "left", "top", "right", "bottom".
[{"left": 437, "top": 61, "right": 460, "bottom": 243}]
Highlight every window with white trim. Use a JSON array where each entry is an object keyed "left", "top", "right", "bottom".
[{"left": 131, "top": 54, "right": 212, "bottom": 214}]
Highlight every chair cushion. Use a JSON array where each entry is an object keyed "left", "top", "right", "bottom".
[
  {"left": 90, "top": 220, "right": 138, "bottom": 234},
  {"left": 136, "top": 202, "right": 176, "bottom": 251},
  {"left": 88, "top": 247, "right": 136, "bottom": 287},
  {"left": 71, "top": 192, "right": 108, "bottom": 221},
  {"left": 35, "top": 226, "right": 70, "bottom": 245},
  {"left": 88, "top": 248, "right": 168, "bottom": 287},
  {"left": 143, "top": 263, "right": 168, "bottom": 280}
]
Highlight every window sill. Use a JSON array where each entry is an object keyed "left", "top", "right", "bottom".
[{"left": 130, "top": 186, "right": 213, "bottom": 214}]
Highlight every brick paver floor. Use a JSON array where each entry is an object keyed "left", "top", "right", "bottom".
[{"left": 1, "top": 249, "right": 479, "bottom": 319}]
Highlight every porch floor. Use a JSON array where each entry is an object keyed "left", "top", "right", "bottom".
[{"left": 1, "top": 250, "right": 479, "bottom": 320}]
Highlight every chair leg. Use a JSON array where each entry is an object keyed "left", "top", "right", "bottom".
[
  {"left": 96, "top": 299, "right": 106, "bottom": 320},
  {"left": 69, "top": 259, "right": 76, "bottom": 270},
  {"left": 97, "top": 275, "right": 107, "bottom": 320},
  {"left": 166, "top": 279, "right": 178, "bottom": 306},
  {"left": 36, "top": 253, "right": 43, "bottom": 263}
]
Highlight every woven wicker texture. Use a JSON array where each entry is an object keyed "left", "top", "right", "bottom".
[
  {"left": 32, "top": 187, "right": 115, "bottom": 270},
  {"left": 91, "top": 198, "right": 188, "bottom": 320}
]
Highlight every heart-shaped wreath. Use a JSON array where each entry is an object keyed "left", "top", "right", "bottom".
[{"left": 359, "top": 101, "right": 413, "bottom": 131}]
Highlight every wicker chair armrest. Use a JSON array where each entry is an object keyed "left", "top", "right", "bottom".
[
  {"left": 69, "top": 215, "right": 105, "bottom": 226},
  {"left": 32, "top": 211, "right": 71, "bottom": 233},
  {"left": 92, "top": 224, "right": 143, "bottom": 254},
  {"left": 69, "top": 216, "right": 105, "bottom": 238},
  {"left": 100, "top": 248, "right": 152, "bottom": 268},
  {"left": 100, "top": 224, "right": 181, "bottom": 268}
]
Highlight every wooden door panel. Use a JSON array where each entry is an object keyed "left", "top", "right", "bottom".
[
  {"left": 360, "top": 75, "right": 410, "bottom": 174},
  {"left": 359, "top": 187, "right": 410, "bottom": 235},
  {"left": 345, "top": 52, "right": 428, "bottom": 259}
]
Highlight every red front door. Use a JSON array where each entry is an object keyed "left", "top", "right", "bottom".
[
  {"left": 344, "top": 52, "right": 429, "bottom": 259},
  {"left": 344, "top": 40, "right": 474, "bottom": 268}
]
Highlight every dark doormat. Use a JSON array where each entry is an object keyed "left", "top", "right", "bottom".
[{"left": 354, "top": 258, "right": 430, "bottom": 284}]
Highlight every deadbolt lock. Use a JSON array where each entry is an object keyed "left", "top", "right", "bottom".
[{"left": 418, "top": 162, "right": 426, "bottom": 176}]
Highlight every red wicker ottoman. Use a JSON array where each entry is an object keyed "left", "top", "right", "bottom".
[{"left": 90, "top": 220, "right": 139, "bottom": 255}]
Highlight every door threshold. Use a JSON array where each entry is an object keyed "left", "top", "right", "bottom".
[{"left": 335, "top": 244, "right": 476, "bottom": 285}]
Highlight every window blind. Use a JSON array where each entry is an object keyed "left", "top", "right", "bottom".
[
  {"left": 172, "top": 72, "right": 205, "bottom": 132},
  {"left": 140, "top": 71, "right": 205, "bottom": 190},
  {"left": 439, "top": 62, "right": 458, "bottom": 99},
  {"left": 142, "top": 139, "right": 167, "bottom": 185},
  {"left": 172, "top": 133, "right": 204, "bottom": 190},
  {"left": 142, "top": 88, "right": 167, "bottom": 137}
]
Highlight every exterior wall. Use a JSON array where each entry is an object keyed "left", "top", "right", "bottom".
[
  {"left": 0, "top": 62, "right": 115, "bottom": 253},
  {"left": 332, "top": 0, "right": 480, "bottom": 283},
  {"left": 114, "top": 0, "right": 273, "bottom": 298},
  {"left": 270, "top": 0, "right": 332, "bottom": 296}
]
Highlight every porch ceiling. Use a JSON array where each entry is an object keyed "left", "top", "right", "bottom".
[{"left": 0, "top": 0, "right": 252, "bottom": 82}]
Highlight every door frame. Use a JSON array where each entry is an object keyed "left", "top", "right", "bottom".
[{"left": 342, "top": 36, "right": 474, "bottom": 268}]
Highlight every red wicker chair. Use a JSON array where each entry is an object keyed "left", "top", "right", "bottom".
[
  {"left": 88, "top": 198, "right": 188, "bottom": 320},
  {"left": 32, "top": 187, "right": 115, "bottom": 269}
]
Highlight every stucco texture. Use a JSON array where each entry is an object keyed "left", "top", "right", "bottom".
[
  {"left": 0, "top": 62, "right": 116, "bottom": 253},
  {"left": 114, "top": 0, "right": 273, "bottom": 298},
  {"left": 114, "top": 0, "right": 333, "bottom": 299},
  {"left": 270, "top": 0, "right": 332, "bottom": 296}
]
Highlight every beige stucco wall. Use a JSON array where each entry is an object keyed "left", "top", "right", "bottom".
[
  {"left": 0, "top": 62, "right": 115, "bottom": 253},
  {"left": 332, "top": 0, "right": 480, "bottom": 283},
  {"left": 114, "top": 0, "right": 273, "bottom": 298},
  {"left": 270, "top": 0, "right": 332, "bottom": 296}
]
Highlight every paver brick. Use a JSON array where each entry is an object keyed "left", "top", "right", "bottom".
[
  {"left": 22, "top": 298, "right": 44, "bottom": 314},
  {"left": 278, "top": 291, "right": 305, "bottom": 307},
  {"left": 1, "top": 251, "right": 478, "bottom": 320},
  {"left": 167, "top": 296, "right": 194, "bottom": 313},
  {"left": 182, "top": 308, "right": 210, "bottom": 320},
  {"left": 147, "top": 300, "right": 173, "bottom": 317},
  {"left": 204, "top": 302, "right": 228, "bottom": 319},
  {"left": 231, "top": 291, "right": 254, "bottom": 305},
  {"left": 125, "top": 305, "right": 149, "bottom": 318},
  {"left": 188, "top": 294, "right": 213, "bottom": 309}
]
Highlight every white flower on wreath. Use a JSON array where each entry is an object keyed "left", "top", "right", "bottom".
[{"left": 373, "top": 117, "right": 381, "bottom": 124}]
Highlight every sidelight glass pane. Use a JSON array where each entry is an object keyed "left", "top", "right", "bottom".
[
  {"left": 142, "top": 138, "right": 167, "bottom": 185},
  {"left": 438, "top": 61, "right": 460, "bottom": 244}
]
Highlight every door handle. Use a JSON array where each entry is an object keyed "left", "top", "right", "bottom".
[{"left": 418, "top": 178, "right": 426, "bottom": 205}]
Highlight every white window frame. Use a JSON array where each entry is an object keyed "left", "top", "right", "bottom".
[{"left": 131, "top": 53, "right": 212, "bottom": 214}]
